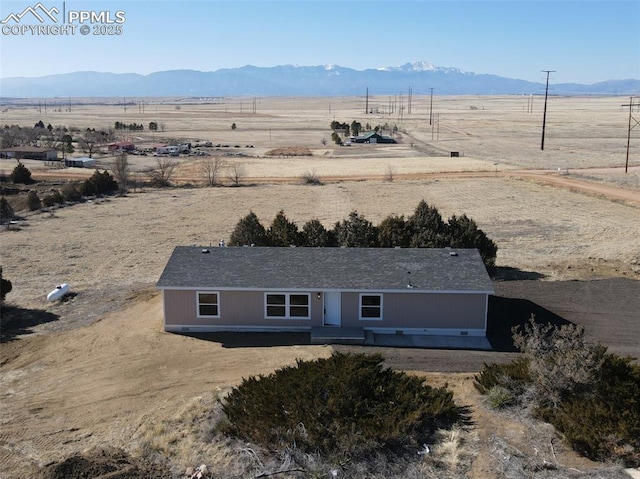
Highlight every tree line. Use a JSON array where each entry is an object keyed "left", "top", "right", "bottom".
[
  {"left": 1, "top": 123, "right": 117, "bottom": 158},
  {"left": 114, "top": 121, "right": 144, "bottom": 131},
  {"left": 228, "top": 200, "right": 498, "bottom": 273}
]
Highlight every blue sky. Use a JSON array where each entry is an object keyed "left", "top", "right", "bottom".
[{"left": 1, "top": 0, "right": 639, "bottom": 83}]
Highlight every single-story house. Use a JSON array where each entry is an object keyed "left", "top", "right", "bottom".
[
  {"left": 156, "top": 247, "right": 494, "bottom": 339},
  {"left": 108, "top": 141, "right": 135, "bottom": 152},
  {"left": 0, "top": 146, "right": 58, "bottom": 161},
  {"left": 64, "top": 157, "right": 96, "bottom": 168},
  {"left": 353, "top": 131, "right": 396, "bottom": 144}
]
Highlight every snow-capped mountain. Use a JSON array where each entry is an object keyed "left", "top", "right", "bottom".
[{"left": 1, "top": 62, "right": 637, "bottom": 98}]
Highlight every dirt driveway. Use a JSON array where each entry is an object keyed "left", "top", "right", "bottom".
[{"left": 2, "top": 274, "right": 638, "bottom": 478}]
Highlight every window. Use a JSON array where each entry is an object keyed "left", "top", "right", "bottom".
[
  {"left": 265, "top": 293, "right": 310, "bottom": 319},
  {"left": 360, "top": 294, "right": 382, "bottom": 320},
  {"left": 197, "top": 291, "right": 220, "bottom": 318},
  {"left": 266, "top": 294, "right": 286, "bottom": 317}
]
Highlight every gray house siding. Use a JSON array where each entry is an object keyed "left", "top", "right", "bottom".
[
  {"left": 163, "top": 289, "right": 324, "bottom": 332},
  {"left": 157, "top": 247, "right": 494, "bottom": 336},
  {"left": 336, "top": 291, "right": 486, "bottom": 334},
  {"left": 384, "top": 293, "right": 486, "bottom": 330},
  {"left": 163, "top": 289, "right": 487, "bottom": 335}
]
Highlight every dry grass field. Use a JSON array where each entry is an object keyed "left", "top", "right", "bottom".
[{"left": 1, "top": 95, "right": 639, "bottom": 478}]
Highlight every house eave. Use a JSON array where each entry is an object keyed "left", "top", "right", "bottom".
[{"left": 157, "top": 285, "right": 494, "bottom": 295}]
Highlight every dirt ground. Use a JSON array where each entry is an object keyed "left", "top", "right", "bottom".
[{"left": 1, "top": 96, "right": 639, "bottom": 478}]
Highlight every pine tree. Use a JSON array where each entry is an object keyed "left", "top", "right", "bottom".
[
  {"left": 407, "top": 200, "right": 447, "bottom": 247},
  {"left": 27, "top": 190, "right": 41, "bottom": 211},
  {"left": 229, "top": 211, "right": 267, "bottom": 246},
  {"left": 377, "top": 214, "right": 409, "bottom": 247},
  {"left": 334, "top": 211, "right": 377, "bottom": 247},
  {"left": 0, "top": 197, "right": 14, "bottom": 223},
  {"left": 301, "top": 219, "right": 333, "bottom": 247},
  {"left": 267, "top": 210, "right": 301, "bottom": 246}
]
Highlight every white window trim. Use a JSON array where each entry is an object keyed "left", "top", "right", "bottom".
[
  {"left": 196, "top": 291, "right": 220, "bottom": 318},
  {"left": 359, "top": 293, "right": 383, "bottom": 321},
  {"left": 264, "top": 292, "right": 311, "bottom": 320}
]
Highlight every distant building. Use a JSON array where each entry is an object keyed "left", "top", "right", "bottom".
[
  {"left": 353, "top": 131, "right": 396, "bottom": 144},
  {"left": 0, "top": 146, "right": 58, "bottom": 161},
  {"left": 108, "top": 141, "right": 135, "bottom": 152},
  {"left": 64, "top": 157, "right": 96, "bottom": 168}
]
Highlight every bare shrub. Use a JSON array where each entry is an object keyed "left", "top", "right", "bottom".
[
  {"left": 513, "top": 315, "right": 605, "bottom": 407},
  {"left": 226, "top": 162, "right": 245, "bottom": 186},
  {"left": 200, "top": 156, "right": 226, "bottom": 186},
  {"left": 61, "top": 183, "right": 82, "bottom": 202},
  {"left": 420, "top": 427, "right": 478, "bottom": 477},
  {"left": 110, "top": 152, "right": 130, "bottom": 194},
  {"left": 385, "top": 164, "right": 396, "bottom": 182},
  {"left": 300, "top": 169, "right": 322, "bottom": 185},
  {"left": 149, "top": 158, "right": 177, "bottom": 187}
]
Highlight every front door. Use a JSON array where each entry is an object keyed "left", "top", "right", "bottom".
[{"left": 323, "top": 292, "right": 341, "bottom": 326}]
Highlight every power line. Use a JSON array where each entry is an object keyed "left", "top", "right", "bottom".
[
  {"left": 622, "top": 96, "right": 639, "bottom": 174},
  {"left": 429, "top": 88, "right": 434, "bottom": 125},
  {"left": 540, "top": 70, "right": 555, "bottom": 151}
]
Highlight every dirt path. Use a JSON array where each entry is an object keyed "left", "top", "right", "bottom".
[
  {"left": 31, "top": 166, "right": 640, "bottom": 207},
  {"left": 3, "top": 286, "right": 630, "bottom": 479},
  {"left": 0, "top": 290, "right": 332, "bottom": 477}
]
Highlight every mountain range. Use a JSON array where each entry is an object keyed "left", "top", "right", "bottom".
[{"left": 1, "top": 62, "right": 638, "bottom": 98}]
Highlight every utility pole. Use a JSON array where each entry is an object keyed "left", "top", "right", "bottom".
[
  {"left": 365, "top": 87, "right": 369, "bottom": 114},
  {"left": 540, "top": 70, "right": 555, "bottom": 151},
  {"left": 622, "top": 96, "right": 639, "bottom": 174},
  {"left": 429, "top": 88, "right": 434, "bottom": 125}
]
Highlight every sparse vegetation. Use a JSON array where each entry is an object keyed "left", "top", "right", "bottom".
[
  {"left": 148, "top": 157, "right": 177, "bottom": 187},
  {"left": 110, "top": 152, "right": 130, "bottom": 194},
  {"left": 0, "top": 266, "right": 12, "bottom": 302},
  {"left": 475, "top": 316, "right": 640, "bottom": 467},
  {"left": 27, "top": 190, "right": 41, "bottom": 211},
  {"left": 0, "top": 196, "right": 15, "bottom": 222},
  {"left": 1, "top": 96, "right": 637, "bottom": 479},
  {"left": 385, "top": 164, "right": 396, "bottom": 182},
  {"left": 226, "top": 161, "right": 245, "bottom": 186},
  {"left": 264, "top": 146, "right": 312, "bottom": 156},
  {"left": 41, "top": 189, "right": 63, "bottom": 207},
  {"left": 300, "top": 169, "right": 321, "bottom": 185},
  {"left": 83, "top": 170, "right": 118, "bottom": 196},
  {"left": 61, "top": 183, "right": 83, "bottom": 202},
  {"left": 199, "top": 156, "right": 225, "bottom": 186},
  {"left": 222, "top": 352, "right": 470, "bottom": 462}
]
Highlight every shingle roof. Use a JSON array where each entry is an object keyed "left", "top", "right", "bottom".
[
  {"left": 357, "top": 131, "right": 379, "bottom": 139},
  {"left": 0, "top": 146, "right": 55, "bottom": 153},
  {"left": 157, "top": 247, "right": 494, "bottom": 293}
]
